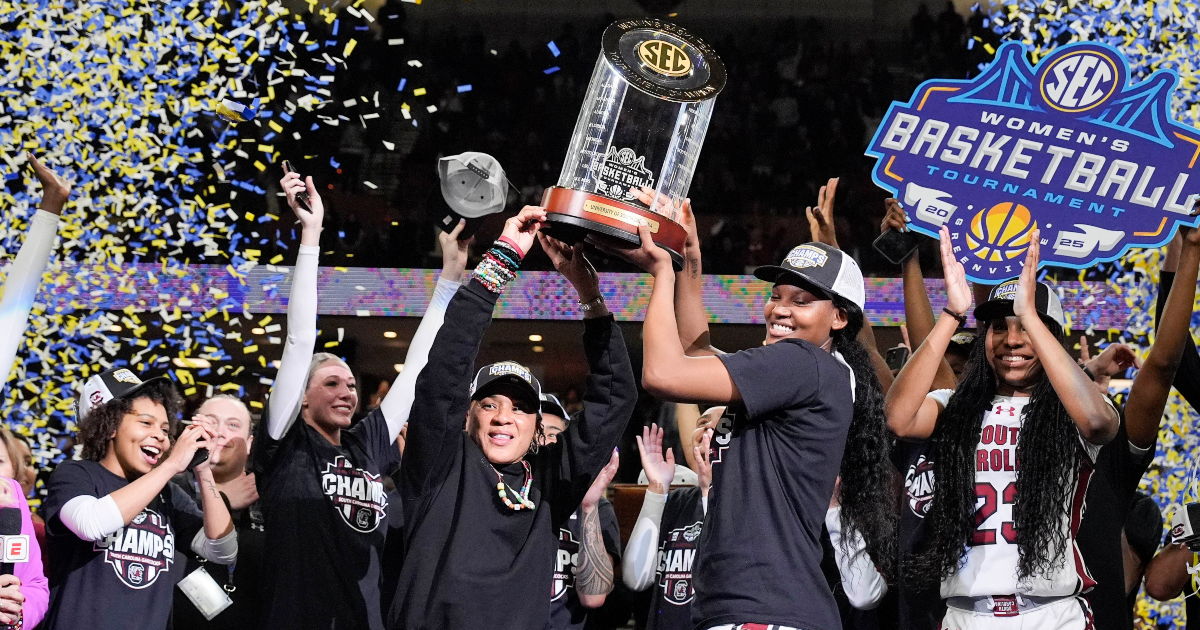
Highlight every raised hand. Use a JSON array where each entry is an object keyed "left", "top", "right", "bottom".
[
  {"left": 693, "top": 428, "right": 712, "bottom": 496},
  {"left": 280, "top": 171, "right": 324, "bottom": 233},
  {"left": 582, "top": 448, "right": 620, "bottom": 511},
  {"left": 939, "top": 225, "right": 971, "bottom": 315},
  {"left": 190, "top": 414, "right": 222, "bottom": 466},
  {"left": 27, "top": 152, "right": 71, "bottom": 215},
  {"left": 1012, "top": 229, "right": 1041, "bottom": 320},
  {"left": 635, "top": 424, "right": 676, "bottom": 494},
  {"left": 500, "top": 205, "right": 546, "bottom": 256},
  {"left": 807, "top": 177, "right": 839, "bottom": 248},
  {"left": 881, "top": 198, "right": 909, "bottom": 235},
  {"left": 166, "top": 423, "right": 212, "bottom": 475},
  {"left": 219, "top": 472, "right": 260, "bottom": 511},
  {"left": 1082, "top": 341, "right": 1141, "bottom": 392},
  {"left": 439, "top": 219, "right": 472, "bottom": 282},
  {"left": 590, "top": 222, "right": 673, "bottom": 276},
  {"left": 538, "top": 233, "right": 600, "bottom": 302},
  {"left": 634, "top": 186, "right": 684, "bottom": 223}
]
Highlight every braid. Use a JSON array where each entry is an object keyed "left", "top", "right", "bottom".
[{"left": 830, "top": 298, "right": 898, "bottom": 580}]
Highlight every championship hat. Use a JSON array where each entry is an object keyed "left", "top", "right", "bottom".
[
  {"left": 947, "top": 332, "right": 977, "bottom": 353},
  {"left": 753, "top": 243, "right": 866, "bottom": 310},
  {"left": 436, "top": 152, "right": 513, "bottom": 238},
  {"left": 539, "top": 393, "right": 570, "bottom": 424},
  {"left": 470, "top": 361, "right": 542, "bottom": 408},
  {"left": 973, "top": 280, "right": 1065, "bottom": 330},
  {"left": 77, "top": 368, "right": 171, "bottom": 420}
]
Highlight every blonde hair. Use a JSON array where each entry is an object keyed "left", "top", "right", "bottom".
[
  {"left": 0, "top": 427, "right": 29, "bottom": 484},
  {"left": 305, "top": 352, "right": 353, "bottom": 389}
]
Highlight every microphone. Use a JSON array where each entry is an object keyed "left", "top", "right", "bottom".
[{"left": 0, "top": 507, "right": 25, "bottom": 576}]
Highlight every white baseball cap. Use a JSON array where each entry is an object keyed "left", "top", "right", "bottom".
[{"left": 436, "top": 152, "right": 512, "bottom": 237}]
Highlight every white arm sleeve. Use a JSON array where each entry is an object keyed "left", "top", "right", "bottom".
[
  {"left": 378, "top": 277, "right": 461, "bottom": 440},
  {"left": 826, "top": 506, "right": 888, "bottom": 610},
  {"left": 191, "top": 529, "right": 238, "bottom": 565},
  {"left": 622, "top": 490, "right": 667, "bottom": 591},
  {"left": 58, "top": 495, "right": 124, "bottom": 542},
  {"left": 0, "top": 210, "right": 59, "bottom": 383},
  {"left": 267, "top": 244, "right": 320, "bottom": 440}
]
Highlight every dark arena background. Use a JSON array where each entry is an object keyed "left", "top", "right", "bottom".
[{"left": 1, "top": 0, "right": 1199, "bottom": 626}]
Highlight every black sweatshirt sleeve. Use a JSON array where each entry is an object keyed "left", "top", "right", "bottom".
[
  {"left": 400, "top": 280, "right": 499, "bottom": 498},
  {"left": 1154, "top": 271, "right": 1200, "bottom": 411},
  {"left": 547, "top": 315, "right": 637, "bottom": 526}
]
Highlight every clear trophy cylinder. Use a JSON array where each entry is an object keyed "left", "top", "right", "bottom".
[{"left": 541, "top": 19, "right": 725, "bottom": 269}]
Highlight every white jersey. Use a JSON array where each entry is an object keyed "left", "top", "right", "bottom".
[{"left": 926, "top": 391, "right": 1103, "bottom": 599}]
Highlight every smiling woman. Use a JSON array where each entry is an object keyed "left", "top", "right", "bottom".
[
  {"left": 41, "top": 369, "right": 235, "bottom": 630},
  {"left": 251, "top": 170, "right": 476, "bottom": 630}
]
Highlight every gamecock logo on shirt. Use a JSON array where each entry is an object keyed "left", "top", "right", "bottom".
[
  {"left": 905, "top": 455, "right": 935, "bottom": 518},
  {"left": 709, "top": 409, "right": 736, "bottom": 465},
  {"left": 321, "top": 456, "right": 388, "bottom": 533},
  {"left": 95, "top": 508, "right": 175, "bottom": 589},
  {"left": 552, "top": 527, "right": 579, "bottom": 601},
  {"left": 657, "top": 520, "right": 703, "bottom": 605}
]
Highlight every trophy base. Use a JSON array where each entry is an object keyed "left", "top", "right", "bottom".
[{"left": 540, "top": 187, "right": 685, "bottom": 271}]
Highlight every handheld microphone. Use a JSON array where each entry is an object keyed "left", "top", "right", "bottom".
[{"left": 0, "top": 507, "right": 28, "bottom": 576}]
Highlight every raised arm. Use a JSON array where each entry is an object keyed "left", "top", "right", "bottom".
[
  {"left": 885, "top": 227, "right": 972, "bottom": 438},
  {"left": 402, "top": 207, "right": 545, "bottom": 496},
  {"left": 539, "top": 234, "right": 637, "bottom": 509},
  {"left": 266, "top": 171, "right": 324, "bottom": 439},
  {"left": 634, "top": 189, "right": 719, "bottom": 357},
  {"left": 884, "top": 199, "right": 956, "bottom": 390},
  {"left": 597, "top": 225, "right": 738, "bottom": 404},
  {"left": 576, "top": 450, "right": 620, "bottom": 608},
  {"left": 623, "top": 425, "right": 677, "bottom": 591},
  {"left": 379, "top": 221, "right": 470, "bottom": 440},
  {"left": 0, "top": 155, "right": 70, "bottom": 385},
  {"left": 1012, "top": 232, "right": 1117, "bottom": 445},
  {"left": 1126, "top": 227, "right": 1200, "bottom": 449},
  {"left": 1144, "top": 542, "right": 1192, "bottom": 602}
]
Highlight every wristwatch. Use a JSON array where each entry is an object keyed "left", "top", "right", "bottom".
[{"left": 579, "top": 296, "right": 605, "bottom": 312}]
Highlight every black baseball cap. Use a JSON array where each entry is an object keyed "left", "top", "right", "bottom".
[
  {"left": 470, "top": 361, "right": 542, "bottom": 408},
  {"left": 973, "top": 280, "right": 1066, "bottom": 330},
  {"left": 754, "top": 243, "right": 866, "bottom": 310},
  {"left": 539, "top": 393, "right": 570, "bottom": 425},
  {"left": 78, "top": 368, "right": 172, "bottom": 420}
]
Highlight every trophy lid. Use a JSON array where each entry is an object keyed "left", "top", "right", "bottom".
[{"left": 601, "top": 19, "right": 726, "bottom": 103}]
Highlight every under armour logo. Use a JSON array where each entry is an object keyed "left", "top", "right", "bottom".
[{"left": 994, "top": 405, "right": 1016, "bottom": 416}]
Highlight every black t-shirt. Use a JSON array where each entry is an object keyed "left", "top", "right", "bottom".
[
  {"left": 694, "top": 339, "right": 854, "bottom": 630},
  {"left": 892, "top": 439, "right": 944, "bottom": 630},
  {"left": 1076, "top": 415, "right": 1153, "bottom": 630},
  {"left": 548, "top": 498, "right": 622, "bottom": 630},
  {"left": 42, "top": 460, "right": 206, "bottom": 630},
  {"left": 646, "top": 486, "right": 705, "bottom": 630},
  {"left": 170, "top": 471, "right": 266, "bottom": 630},
  {"left": 388, "top": 282, "right": 636, "bottom": 630},
  {"left": 252, "top": 406, "right": 399, "bottom": 630}
]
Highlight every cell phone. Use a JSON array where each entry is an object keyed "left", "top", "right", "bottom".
[
  {"left": 873, "top": 228, "right": 922, "bottom": 265},
  {"left": 187, "top": 447, "right": 209, "bottom": 471},
  {"left": 282, "top": 160, "right": 312, "bottom": 213},
  {"left": 886, "top": 346, "right": 911, "bottom": 371}
]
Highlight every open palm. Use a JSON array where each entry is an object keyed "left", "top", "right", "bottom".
[{"left": 635, "top": 424, "right": 675, "bottom": 493}]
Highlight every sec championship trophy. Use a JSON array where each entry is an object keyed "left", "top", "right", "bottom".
[{"left": 541, "top": 18, "right": 725, "bottom": 269}]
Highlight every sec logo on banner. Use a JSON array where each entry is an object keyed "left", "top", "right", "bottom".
[{"left": 865, "top": 40, "right": 1200, "bottom": 283}]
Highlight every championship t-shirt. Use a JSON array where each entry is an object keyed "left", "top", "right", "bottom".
[
  {"left": 646, "top": 486, "right": 705, "bottom": 630},
  {"left": 1188, "top": 551, "right": 1199, "bottom": 630},
  {"left": 548, "top": 498, "right": 622, "bottom": 630},
  {"left": 252, "top": 406, "right": 399, "bottom": 630},
  {"left": 42, "top": 460, "right": 206, "bottom": 630},
  {"left": 928, "top": 391, "right": 1103, "bottom": 598},
  {"left": 694, "top": 339, "right": 854, "bottom": 630}
]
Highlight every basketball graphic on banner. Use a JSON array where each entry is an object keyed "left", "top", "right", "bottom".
[{"left": 965, "top": 202, "right": 1037, "bottom": 262}]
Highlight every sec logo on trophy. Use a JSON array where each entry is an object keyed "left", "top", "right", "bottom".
[{"left": 865, "top": 40, "right": 1200, "bottom": 283}]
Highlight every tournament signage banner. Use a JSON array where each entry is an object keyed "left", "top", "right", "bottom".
[{"left": 866, "top": 41, "right": 1200, "bottom": 283}]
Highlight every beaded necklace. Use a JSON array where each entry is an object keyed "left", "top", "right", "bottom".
[{"left": 494, "top": 460, "right": 535, "bottom": 511}]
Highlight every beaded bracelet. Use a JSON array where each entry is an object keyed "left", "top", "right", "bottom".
[{"left": 472, "top": 243, "right": 521, "bottom": 293}]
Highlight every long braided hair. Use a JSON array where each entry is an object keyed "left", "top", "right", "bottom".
[
  {"left": 908, "top": 319, "right": 1082, "bottom": 584},
  {"left": 830, "top": 296, "right": 898, "bottom": 580}
]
